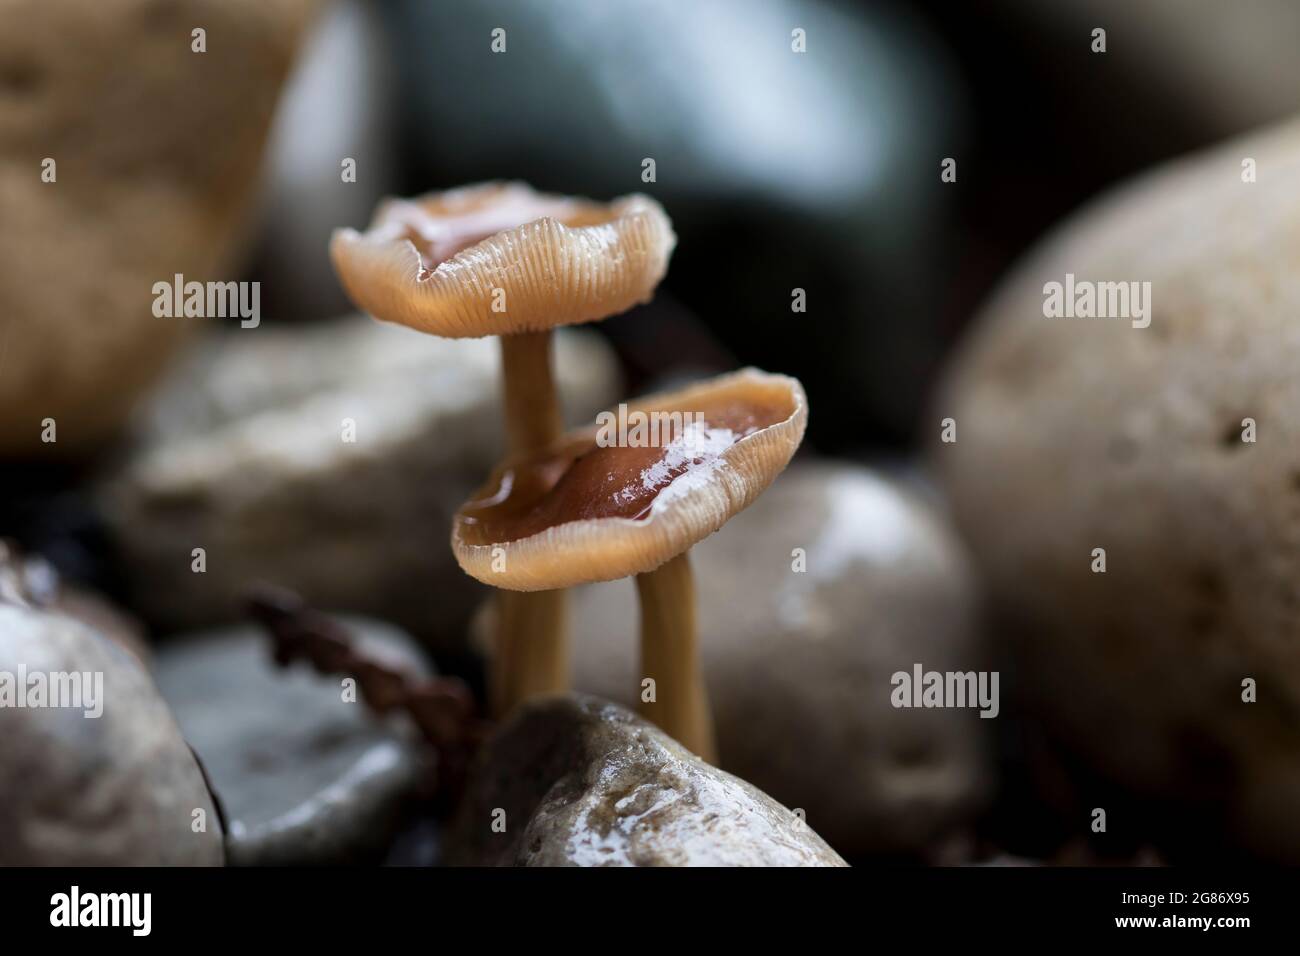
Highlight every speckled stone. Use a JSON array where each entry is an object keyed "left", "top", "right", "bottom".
[
  {"left": 934, "top": 117, "right": 1300, "bottom": 861},
  {"left": 448, "top": 694, "right": 847, "bottom": 867},
  {"left": 0, "top": 0, "right": 317, "bottom": 455},
  {"left": 0, "top": 602, "right": 224, "bottom": 865}
]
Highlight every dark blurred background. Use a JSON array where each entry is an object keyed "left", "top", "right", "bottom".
[{"left": 250, "top": 0, "right": 1300, "bottom": 446}]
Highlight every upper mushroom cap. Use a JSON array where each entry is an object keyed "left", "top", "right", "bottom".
[
  {"left": 330, "top": 181, "right": 676, "bottom": 338},
  {"left": 452, "top": 368, "right": 808, "bottom": 590}
]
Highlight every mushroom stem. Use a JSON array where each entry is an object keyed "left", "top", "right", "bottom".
[
  {"left": 492, "top": 330, "right": 568, "bottom": 718},
  {"left": 500, "top": 331, "right": 563, "bottom": 454},
  {"left": 491, "top": 588, "right": 568, "bottom": 717},
  {"left": 635, "top": 549, "right": 717, "bottom": 762}
]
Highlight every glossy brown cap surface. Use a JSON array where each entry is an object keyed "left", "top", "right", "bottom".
[{"left": 452, "top": 369, "right": 808, "bottom": 590}]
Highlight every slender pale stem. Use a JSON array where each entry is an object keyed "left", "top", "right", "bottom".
[
  {"left": 500, "top": 331, "right": 563, "bottom": 454},
  {"left": 636, "top": 550, "right": 717, "bottom": 762},
  {"left": 490, "top": 588, "right": 568, "bottom": 717},
  {"left": 491, "top": 331, "right": 568, "bottom": 718}
]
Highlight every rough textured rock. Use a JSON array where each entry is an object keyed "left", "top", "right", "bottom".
[
  {"left": 554, "top": 462, "right": 990, "bottom": 856},
  {"left": 934, "top": 118, "right": 1300, "bottom": 860},
  {"left": 152, "top": 617, "right": 431, "bottom": 866},
  {"left": 449, "top": 694, "right": 846, "bottom": 867},
  {"left": 0, "top": 600, "right": 224, "bottom": 865},
  {"left": 99, "top": 316, "right": 621, "bottom": 650},
  {"left": 0, "top": 0, "right": 317, "bottom": 456}
]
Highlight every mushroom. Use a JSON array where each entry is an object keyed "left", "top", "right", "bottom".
[
  {"left": 451, "top": 368, "right": 808, "bottom": 760},
  {"left": 330, "top": 182, "right": 676, "bottom": 715}
]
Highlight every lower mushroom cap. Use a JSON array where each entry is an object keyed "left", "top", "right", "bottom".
[
  {"left": 330, "top": 181, "right": 676, "bottom": 338},
  {"left": 452, "top": 368, "right": 808, "bottom": 590}
]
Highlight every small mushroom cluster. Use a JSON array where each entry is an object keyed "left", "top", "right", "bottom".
[{"left": 332, "top": 182, "right": 806, "bottom": 760}]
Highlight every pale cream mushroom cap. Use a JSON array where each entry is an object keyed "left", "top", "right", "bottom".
[
  {"left": 452, "top": 369, "right": 808, "bottom": 591},
  {"left": 330, "top": 181, "right": 676, "bottom": 338}
]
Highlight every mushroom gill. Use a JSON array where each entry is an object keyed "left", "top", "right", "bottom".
[{"left": 330, "top": 181, "right": 676, "bottom": 339}]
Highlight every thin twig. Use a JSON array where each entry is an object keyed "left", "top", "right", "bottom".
[{"left": 245, "top": 585, "right": 489, "bottom": 812}]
